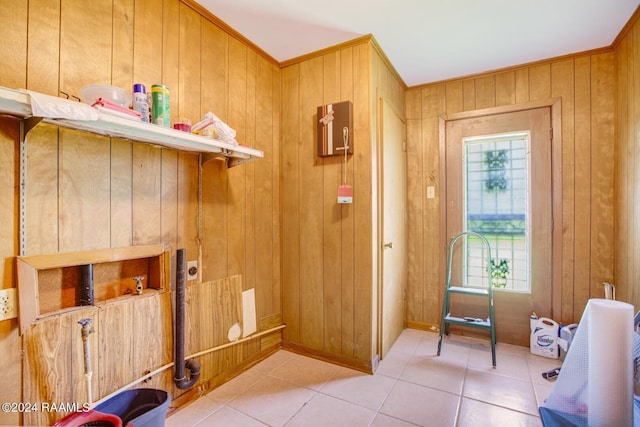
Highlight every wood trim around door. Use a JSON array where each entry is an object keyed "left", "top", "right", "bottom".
[{"left": 438, "top": 98, "right": 563, "bottom": 322}]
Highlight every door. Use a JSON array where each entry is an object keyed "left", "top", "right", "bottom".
[
  {"left": 379, "top": 99, "right": 407, "bottom": 358},
  {"left": 445, "top": 107, "right": 552, "bottom": 345}
]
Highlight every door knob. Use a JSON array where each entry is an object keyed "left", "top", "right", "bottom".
[{"left": 384, "top": 242, "right": 394, "bottom": 249}]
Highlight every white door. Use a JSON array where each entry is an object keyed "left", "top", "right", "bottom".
[{"left": 379, "top": 99, "right": 407, "bottom": 358}]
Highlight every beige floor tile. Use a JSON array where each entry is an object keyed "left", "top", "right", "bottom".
[
  {"left": 386, "top": 330, "right": 424, "bottom": 355},
  {"left": 399, "top": 355, "right": 466, "bottom": 395},
  {"left": 370, "top": 413, "right": 420, "bottom": 426},
  {"left": 251, "top": 349, "right": 296, "bottom": 375},
  {"left": 196, "top": 406, "right": 268, "bottom": 426},
  {"left": 207, "top": 369, "right": 265, "bottom": 404},
  {"left": 380, "top": 380, "right": 460, "bottom": 426},
  {"left": 468, "top": 348, "right": 530, "bottom": 381},
  {"left": 416, "top": 335, "right": 470, "bottom": 367},
  {"left": 376, "top": 349, "right": 414, "bottom": 379},
  {"left": 165, "top": 393, "right": 223, "bottom": 427},
  {"left": 285, "top": 393, "right": 377, "bottom": 427},
  {"left": 320, "top": 366, "right": 397, "bottom": 411},
  {"left": 227, "top": 376, "right": 316, "bottom": 426},
  {"left": 457, "top": 397, "right": 543, "bottom": 427},
  {"left": 168, "top": 329, "right": 546, "bottom": 427},
  {"left": 463, "top": 369, "right": 539, "bottom": 415},
  {"left": 269, "top": 353, "right": 341, "bottom": 391}
]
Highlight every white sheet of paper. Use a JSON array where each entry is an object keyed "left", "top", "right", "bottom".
[{"left": 242, "top": 288, "right": 257, "bottom": 338}]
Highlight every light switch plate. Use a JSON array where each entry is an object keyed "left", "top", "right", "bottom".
[
  {"left": 0, "top": 288, "right": 18, "bottom": 321},
  {"left": 427, "top": 186, "right": 435, "bottom": 199}
]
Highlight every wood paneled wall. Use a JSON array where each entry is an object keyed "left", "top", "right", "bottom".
[
  {"left": 615, "top": 11, "right": 640, "bottom": 309},
  {"left": 280, "top": 38, "right": 405, "bottom": 368},
  {"left": 0, "top": 0, "right": 281, "bottom": 425},
  {"left": 405, "top": 52, "right": 616, "bottom": 337}
]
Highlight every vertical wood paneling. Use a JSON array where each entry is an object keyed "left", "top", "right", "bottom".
[
  {"left": 132, "top": 144, "right": 162, "bottom": 245},
  {"left": 407, "top": 50, "right": 617, "bottom": 333},
  {"left": 298, "top": 56, "right": 325, "bottom": 351},
  {"left": 58, "top": 129, "right": 111, "bottom": 251},
  {"left": 0, "top": 119, "right": 20, "bottom": 427},
  {"left": 615, "top": 35, "right": 629, "bottom": 304},
  {"left": 4, "top": 1, "right": 282, "bottom": 419},
  {"left": 244, "top": 50, "right": 257, "bottom": 293},
  {"left": 495, "top": 71, "right": 516, "bottom": 106},
  {"left": 616, "top": 25, "right": 636, "bottom": 306},
  {"left": 573, "top": 57, "right": 592, "bottom": 320},
  {"left": 475, "top": 75, "right": 496, "bottom": 109},
  {"left": 160, "top": 151, "right": 179, "bottom": 253},
  {"left": 162, "top": 0, "right": 180, "bottom": 123},
  {"left": 112, "top": 0, "right": 134, "bottom": 91},
  {"left": 551, "top": 59, "right": 576, "bottom": 325},
  {"left": 339, "top": 48, "right": 356, "bottom": 357},
  {"left": 351, "top": 42, "right": 373, "bottom": 360},
  {"left": 0, "top": 0, "right": 27, "bottom": 89},
  {"left": 98, "top": 301, "right": 135, "bottom": 396},
  {"left": 227, "top": 38, "right": 248, "bottom": 276},
  {"left": 405, "top": 118, "right": 423, "bottom": 323},
  {"left": 281, "top": 64, "right": 301, "bottom": 344},
  {"left": 179, "top": 3, "right": 201, "bottom": 121},
  {"left": 27, "top": 0, "right": 59, "bottom": 94},
  {"left": 111, "top": 140, "right": 133, "bottom": 247},
  {"left": 60, "top": 0, "right": 112, "bottom": 95},
  {"left": 255, "top": 58, "right": 275, "bottom": 320},
  {"left": 133, "top": 0, "right": 163, "bottom": 86},
  {"left": 26, "top": 125, "right": 60, "bottom": 255},
  {"left": 322, "top": 52, "right": 342, "bottom": 354},
  {"left": 176, "top": 152, "right": 199, "bottom": 261},
  {"left": 529, "top": 64, "right": 551, "bottom": 101},
  {"left": 590, "top": 54, "right": 615, "bottom": 298},
  {"left": 201, "top": 20, "right": 229, "bottom": 281}
]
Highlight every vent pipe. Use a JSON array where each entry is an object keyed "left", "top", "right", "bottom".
[{"left": 174, "top": 248, "right": 200, "bottom": 389}]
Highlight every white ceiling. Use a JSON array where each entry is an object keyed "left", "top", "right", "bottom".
[{"left": 196, "top": 0, "right": 639, "bottom": 87}]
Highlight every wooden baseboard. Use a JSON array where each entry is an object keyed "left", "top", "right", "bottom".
[
  {"left": 281, "top": 341, "right": 374, "bottom": 374},
  {"left": 405, "top": 320, "right": 440, "bottom": 333}
]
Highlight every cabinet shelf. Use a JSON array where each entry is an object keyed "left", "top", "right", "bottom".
[{"left": 0, "top": 85, "right": 263, "bottom": 167}]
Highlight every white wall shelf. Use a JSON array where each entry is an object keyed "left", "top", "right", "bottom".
[{"left": 0, "top": 85, "right": 263, "bottom": 168}]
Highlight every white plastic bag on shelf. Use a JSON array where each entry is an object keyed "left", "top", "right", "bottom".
[{"left": 191, "top": 112, "right": 237, "bottom": 144}]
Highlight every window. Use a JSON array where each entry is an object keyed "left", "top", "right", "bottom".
[{"left": 463, "top": 132, "right": 530, "bottom": 292}]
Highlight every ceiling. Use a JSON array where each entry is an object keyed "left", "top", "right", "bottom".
[{"left": 195, "top": 0, "right": 639, "bottom": 87}]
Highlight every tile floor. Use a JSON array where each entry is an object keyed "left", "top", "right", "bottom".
[{"left": 166, "top": 329, "right": 562, "bottom": 426}]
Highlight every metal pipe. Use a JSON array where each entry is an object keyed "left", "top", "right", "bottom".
[
  {"left": 78, "top": 318, "right": 94, "bottom": 405},
  {"left": 186, "top": 324, "right": 286, "bottom": 359},
  {"left": 174, "top": 248, "right": 200, "bottom": 389},
  {"left": 79, "top": 264, "right": 94, "bottom": 306},
  {"left": 91, "top": 323, "right": 285, "bottom": 407}
]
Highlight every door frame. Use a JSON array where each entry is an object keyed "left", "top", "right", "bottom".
[
  {"left": 438, "top": 98, "right": 563, "bottom": 320},
  {"left": 376, "top": 94, "right": 408, "bottom": 359}
]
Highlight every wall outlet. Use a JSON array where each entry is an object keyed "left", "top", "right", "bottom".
[
  {"left": 0, "top": 288, "right": 18, "bottom": 321},
  {"left": 187, "top": 260, "right": 198, "bottom": 281}
]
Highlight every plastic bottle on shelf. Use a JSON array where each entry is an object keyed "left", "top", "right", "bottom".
[{"left": 132, "top": 83, "right": 150, "bottom": 123}]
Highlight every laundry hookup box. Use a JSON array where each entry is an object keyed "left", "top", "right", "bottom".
[{"left": 530, "top": 315, "right": 559, "bottom": 359}]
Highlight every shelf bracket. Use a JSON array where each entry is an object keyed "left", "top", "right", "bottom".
[{"left": 24, "top": 116, "right": 43, "bottom": 135}]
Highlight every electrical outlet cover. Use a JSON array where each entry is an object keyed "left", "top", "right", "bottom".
[
  {"left": 0, "top": 288, "right": 18, "bottom": 321},
  {"left": 187, "top": 260, "right": 198, "bottom": 281}
]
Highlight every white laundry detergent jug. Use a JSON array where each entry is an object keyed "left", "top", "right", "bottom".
[{"left": 530, "top": 317, "right": 559, "bottom": 359}]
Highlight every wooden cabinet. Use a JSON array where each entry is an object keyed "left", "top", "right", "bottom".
[{"left": 16, "top": 244, "right": 169, "bottom": 334}]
